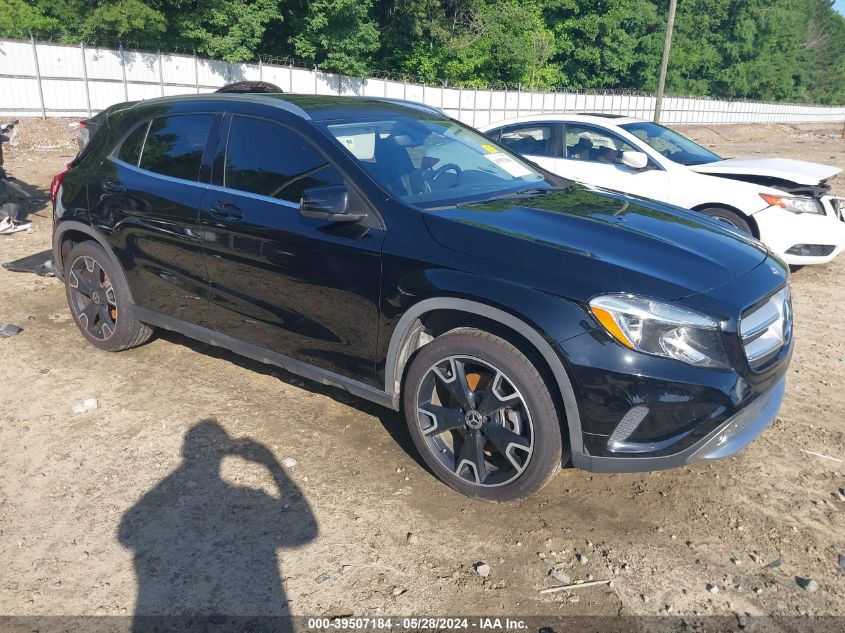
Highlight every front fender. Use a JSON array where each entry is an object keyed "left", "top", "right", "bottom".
[{"left": 379, "top": 266, "right": 594, "bottom": 455}]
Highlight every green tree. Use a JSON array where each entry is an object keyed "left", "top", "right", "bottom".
[
  {"left": 376, "top": 0, "right": 557, "bottom": 88},
  {"left": 659, "top": 0, "right": 731, "bottom": 95},
  {"left": 80, "top": 0, "right": 167, "bottom": 45},
  {"left": 290, "top": 0, "right": 380, "bottom": 75},
  {"left": 449, "top": 1, "right": 557, "bottom": 89},
  {"left": 374, "top": 0, "right": 452, "bottom": 82},
  {"left": 0, "top": 0, "right": 61, "bottom": 40},
  {"left": 0, "top": 0, "right": 843, "bottom": 104},
  {"left": 175, "top": 0, "right": 281, "bottom": 62},
  {"left": 543, "top": 0, "right": 662, "bottom": 89},
  {"left": 796, "top": 0, "right": 845, "bottom": 104}
]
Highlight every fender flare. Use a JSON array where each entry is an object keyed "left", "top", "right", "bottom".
[
  {"left": 384, "top": 297, "right": 584, "bottom": 455},
  {"left": 52, "top": 220, "right": 136, "bottom": 303}
]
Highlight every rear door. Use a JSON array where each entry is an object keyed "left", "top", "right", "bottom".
[
  {"left": 93, "top": 110, "right": 220, "bottom": 326},
  {"left": 199, "top": 113, "right": 385, "bottom": 385},
  {"left": 555, "top": 123, "right": 670, "bottom": 200},
  {"left": 491, "top": 122, "right": 561, "bottom": 172}
]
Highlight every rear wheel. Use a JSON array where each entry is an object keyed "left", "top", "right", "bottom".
[
  {"left": 699, "top": 207, "right": 753, "bottom": 235},
  {"left": 65, "top": 241, "right": 153, "bottom": 351},
  {"left": 403, "top": 328, "right": 565, "bottom": 501}
]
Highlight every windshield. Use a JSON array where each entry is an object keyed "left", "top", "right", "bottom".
[
  {"left": 621, "top": 121, "right": 721, "bottom": 166},
  {"left": 320, "top": 115, "right": 554, "bottom": 208}
]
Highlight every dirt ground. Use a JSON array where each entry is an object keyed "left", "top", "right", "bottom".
[{"left": 0, "top": 119, "right": 843, "bottom": 628}]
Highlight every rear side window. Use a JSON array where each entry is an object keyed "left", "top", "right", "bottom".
[
  {"left": 117, "top": 121, "right": 149, "bottom": 166},
  {"left": 224, "top": 116, "right": 343, "bottom": 204},
  {"left": 139, "top": 115, "right": 214, "bottom": 181}
]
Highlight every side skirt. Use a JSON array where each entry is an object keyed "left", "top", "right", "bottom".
[{"left": 132, "top": 305, "right": 397, "bottom": 411}]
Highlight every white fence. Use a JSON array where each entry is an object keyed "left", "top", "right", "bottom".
[{"left": 1, "top": 37, "right": 844, "bottom": 126}]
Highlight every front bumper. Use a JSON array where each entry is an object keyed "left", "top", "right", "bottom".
[
  {"left": 560, "top": 259, "right": 791, "bottom": 474},
  {"left": 571, "top": 376, "right": 785, "bottom": 473},
  {"left": 754, "top": 195, "right": 845, "bottom": 265}
]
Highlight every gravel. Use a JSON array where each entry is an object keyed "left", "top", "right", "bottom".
[
  {"left": 797, "top": 577, "right": 819, "bottom": 592},
  {"left": 549, "top": 568, "right": 571, "bottom": 584}
]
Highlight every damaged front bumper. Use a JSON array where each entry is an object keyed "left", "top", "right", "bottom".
[{"left": 754, "top": 195, "right": 845, "bottom": 265}]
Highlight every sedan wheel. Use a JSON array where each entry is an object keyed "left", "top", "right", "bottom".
[{"left": 700, "top": 207, "right": 753, "bottom": 235}]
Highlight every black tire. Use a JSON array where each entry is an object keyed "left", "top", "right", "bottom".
[
  {"left": 699, "top": 207, "right": 753, "bottom": 235},
  {"left": 402, "top": 327, "right": 566, "bottom": 501},
  {"left": 215, "top": 80, "right": 282, "bottom": 94},
  {"left": 65, "top": 241, "right": 153, "bottom": 351}
]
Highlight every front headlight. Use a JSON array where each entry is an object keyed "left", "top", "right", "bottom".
[
  {"left": 589, "top": 294, "right": 729, "bottom": 369},
  {"left": 760, "top": 193, "right": 824, "bottom": 215}
]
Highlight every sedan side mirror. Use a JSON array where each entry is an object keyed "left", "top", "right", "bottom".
[
  {"left": 300, "top": 185, "right": 366, "bottom": 223},
  {"left": 621, "top": 151, "right": 649, "bottom": 170}
]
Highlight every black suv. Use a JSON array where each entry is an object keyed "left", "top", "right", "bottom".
[{"left": 51, "top": 94, "right": 792, "bottom": 501}]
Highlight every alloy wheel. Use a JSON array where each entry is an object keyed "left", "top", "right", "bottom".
[
  {"left": 414, "top": 355, "right": 534, "bottom": 487},
  {"left": 68, "top": 255, "right": 118, "bottom": 340}
]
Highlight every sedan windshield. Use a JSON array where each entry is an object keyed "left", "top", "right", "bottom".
[
  {"left": 320, "top": 114, "right": 554, "bottom": 208},
  {"left": 621, "top": 121, "right": 721, "bottom": 166}
]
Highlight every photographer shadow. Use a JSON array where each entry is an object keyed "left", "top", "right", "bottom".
[{"left": 118, "top": 419, "right": 317, "bottom": 632}]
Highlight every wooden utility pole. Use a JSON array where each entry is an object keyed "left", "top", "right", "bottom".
[{"left": 654, "top": 0, "right": 678, "bottom": 123}]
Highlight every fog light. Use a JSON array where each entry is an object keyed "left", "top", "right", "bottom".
[
  {"left": 607, "top": 405, "right": 649, "bottom": 451},
  {"left": 785, "top": 244, "right": 835, "bottom": 257}
]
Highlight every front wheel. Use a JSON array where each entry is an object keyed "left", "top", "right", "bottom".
[
  {"left": 699, "top": 207, "right": 753, "bottom": 235},
  {"left": 402, "top": 328, "right": 566, "bottom": 501}
]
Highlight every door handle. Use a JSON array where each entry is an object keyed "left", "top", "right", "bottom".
[
  {"left": 209, "top": 202, "right": 243, "bottom": 221},
  {"left": 103, "top": 180, "right": 126, "bottom": 193}
]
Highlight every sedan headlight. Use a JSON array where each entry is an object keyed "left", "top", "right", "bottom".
[
  {"left": 760, "top": 193, "right": 824, "bottom": 215},
  {"left": 589, "top": 294, "right": 729, "bottom": 369}
]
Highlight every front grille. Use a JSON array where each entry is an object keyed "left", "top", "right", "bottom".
[{"left": 740, "top": 287, "right": 792, "bottom": 370}]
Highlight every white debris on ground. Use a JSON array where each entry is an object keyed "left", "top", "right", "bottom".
[{"left": 71, "top": 398, "right": 98, "bottom": 414}]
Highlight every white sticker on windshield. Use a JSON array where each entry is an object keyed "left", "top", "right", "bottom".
[
  {"left": 332, "top": 126, "right": 376, "bottom": 160},
  {"left": 483, "top": 152, "right": 532, "bottom": 178}
]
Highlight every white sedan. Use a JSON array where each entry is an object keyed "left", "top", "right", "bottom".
[{"left": 480, "top": 114, "right": 845, "bottom": 266}]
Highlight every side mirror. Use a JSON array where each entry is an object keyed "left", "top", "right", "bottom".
[
  {"left": 621, "top": 151, "right": 649, "bottom": 170},
  {"left": 299, "top": 185, "right": 366, "bottom": 223}
]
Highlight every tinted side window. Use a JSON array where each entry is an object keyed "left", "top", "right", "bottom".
[
  {"left": 117, "top": 121, "right": 149, "bottom": 166},
  {"left": 225, "top": 116, "right": 343, "bottom": 204},
  {"left": 139, "top": 114, "right": 213, "bottom": 181},
  {"left": 498, "top": 124, "right": 556, "bottom": 157},
  {"left": 564, "top": 124, "right": 636, "bottom": 164}
]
